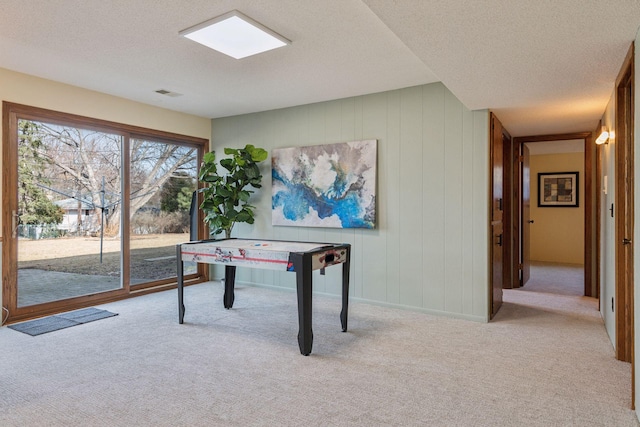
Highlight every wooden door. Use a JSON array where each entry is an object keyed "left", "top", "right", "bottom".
[
  {"left": 615, "top": 47, "right": 634, "bottom": 366},
  {"left": 585, "top": 132, "right": 597, "bottom": 297},
  {"left": 522, "top": 144, "right": 531, "bottom": 286},
  {"left": 490, "top": 113, "right": 504, "bottom": 318},
  {"left": 510, "top": 135, "right": 521, "bottom": 288},
  {"left": 502, "top": 132, "right": 514, "bottom": 288}
]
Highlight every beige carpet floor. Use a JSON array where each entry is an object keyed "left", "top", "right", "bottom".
[
  {"left": 1, "top": 263, "right": 637, "bottom": 426},
  {"left": 518, "top": 261, "right": 585, "bottom": 296}
]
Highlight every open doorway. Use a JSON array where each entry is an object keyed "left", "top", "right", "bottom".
[
  {"left": 513, "top": 132, "right": 595, "bottom": 298},
  {"left": 523, "top": 139, "right": 585, "bottom": 297}
]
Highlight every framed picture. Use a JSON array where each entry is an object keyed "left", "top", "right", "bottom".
[
  {"left": 538, "top": 172, "right": 579, "bottom": 207},
  {"left": 272, "top": 140, "right": 377, "bottom": 229}
]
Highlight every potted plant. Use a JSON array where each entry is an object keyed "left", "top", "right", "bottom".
[{"left": 198, "top": 144, "right": 268, "bottom": 239}]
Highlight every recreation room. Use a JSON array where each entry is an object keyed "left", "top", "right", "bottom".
[{"left": 1, "top": 1, "right": 640, "bottom": 425}]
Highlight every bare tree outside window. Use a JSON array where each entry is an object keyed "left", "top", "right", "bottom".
[
  {"left": 129, "top": 138, "right": 196, "bottom": 236},
  {"left": 18, "top": 121, "right": 196, "bottom": 237},
  {"left": 16, "top": 118, "right": 200, "bottom": 306}
]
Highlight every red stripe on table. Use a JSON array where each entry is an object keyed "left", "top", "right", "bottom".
[{"left": 181, "top": 251, "right": 289, "bottom": 264}]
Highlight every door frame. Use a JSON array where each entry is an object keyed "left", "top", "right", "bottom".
[
  {"left": 2, "top": 102, "right": 209, "bottom": 323},
  {"left": 512, "top": 132, "right": 595, "bottom": 296},
  {"left": 521, "top": 143, "right": 531, "bottom": 286},
  {"left": 489, "top": 113, "right": 505, "bottom": 319},
  {"left": 614, "top": 43, "right": 634, "bottom": 369},
  {"left": 502, "top": 129, "right": 517, "bottom": 289}
]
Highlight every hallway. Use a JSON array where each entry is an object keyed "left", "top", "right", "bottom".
[
  {"left": 517, "top": 261, "right": 584, "bottom": 296},
  {"left": 495, "top": 262, "right": 636, "bottom": 424}
]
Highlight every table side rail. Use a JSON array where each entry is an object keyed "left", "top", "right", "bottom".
[{"left": 180, "top": 239, "right": 350, "bottom": 273}]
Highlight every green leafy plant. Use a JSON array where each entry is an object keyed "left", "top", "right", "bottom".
[{"left": 198, "top": 144, "right": 268, "bottom": 239}]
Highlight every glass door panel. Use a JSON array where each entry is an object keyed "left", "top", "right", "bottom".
[
  {"left": 17, "top": 119, "right": 123, "bottom": 307},
  {"left": 129, "top": 139, "right": 198, "bottom": 285}
]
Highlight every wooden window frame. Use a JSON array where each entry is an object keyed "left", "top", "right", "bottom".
[{"left": 2, "top": 102, "right": 209, "bottom": 323}]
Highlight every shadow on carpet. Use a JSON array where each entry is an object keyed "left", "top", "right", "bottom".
[{"left": 8, "top": 307, "right": 118, "bottom": 336}]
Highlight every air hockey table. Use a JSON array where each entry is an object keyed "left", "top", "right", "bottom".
[{"left": 176, "top": 238, "right": 351, "bottom": 355}]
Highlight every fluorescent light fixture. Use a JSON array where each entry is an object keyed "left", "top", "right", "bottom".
[
  {"left": 180, "top": 10, "right": 290, "bottom": 59},
  {"left": 595, "top": 126, "right": 609, "bottom": 145}
]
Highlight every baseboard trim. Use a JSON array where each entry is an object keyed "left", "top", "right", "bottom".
[{"left": 216, "top": 278, "right": 488, "bottom": 323}]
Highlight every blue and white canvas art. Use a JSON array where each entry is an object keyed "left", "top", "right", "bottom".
[{"left": 271, "top": 140, "right": 376, "bottom": 229}]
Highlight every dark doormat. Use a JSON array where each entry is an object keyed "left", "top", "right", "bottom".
[{"left": 8, "top": 307, "right": 118, "bottom": 336}]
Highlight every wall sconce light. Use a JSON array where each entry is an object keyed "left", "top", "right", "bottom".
[{"left": 595, "top": 127, "right": 609, "bottom": 145}]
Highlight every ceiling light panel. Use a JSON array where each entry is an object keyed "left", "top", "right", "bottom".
[{"left": 180, "top": 10, "right": 290, "bottom": 59}]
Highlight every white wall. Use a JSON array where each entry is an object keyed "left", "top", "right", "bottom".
[
  {"left": 0, "top": 67, "right": 211, "bottom": 319},
  {"left": 600, "top": 92, "right": 616, "bottom": 346},
  {"left": 594, "top": 36, "right": 640, "bottom": 419},
  {"left": 211, "top": 83, "right": 490, "bottom": 322}
]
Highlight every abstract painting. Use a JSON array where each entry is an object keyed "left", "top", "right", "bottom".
[
  {"left": 272, "top": 140, "right": 377, "bottom": 228},
  {"left": 538, "top": 171, "right": 579, "bottom": 207}
]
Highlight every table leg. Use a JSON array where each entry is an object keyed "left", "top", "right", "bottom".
[
  {"left": 340, "top": 247, "right": 350, "bottom": 332},
  {"left": 294, "top": 254, "right": 313, "bottom": 356},
  {"left": 224, "top": 265, "right": 236, "bottom": 309},
  {"left": 177, "top": 244, "right": 185, "bottom": 324}
]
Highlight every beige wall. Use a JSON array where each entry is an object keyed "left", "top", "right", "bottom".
[
  {"left": 0, "top": 67, "right": 211, "bottom": 308},
  {"left": 529, "top": 152, "right": 585, "bottom": 264},
  {"left": 212, "top": 83, "right": 490, "bottom": 321},
  {"left": 0, "top": 67, "right": 211, "bottom": 231},
  {"left": 0, "top": 68, "right": 211, "bottom": 138}
]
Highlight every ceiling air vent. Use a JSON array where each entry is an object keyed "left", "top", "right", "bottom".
[{"left": 155, "top": 89, "right": 183, "bottom": 97}]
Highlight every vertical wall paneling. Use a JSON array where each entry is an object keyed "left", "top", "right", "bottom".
[
  {"left": 279, "top": 107, "right": 307, "bottom": 289},
  {"left": 461, "top": 108, "right": 475, "bottom": 315},
  {"left": 443, "top": 89, "right": 464, "bottom": 314},
  {"left": 336, "top": 97, "right": 356, "bottom": 295},
  {"left": 399, "top": 87, "right": 424, "bottom": 307},
  {"left": 473, "top": 111, "right": 490, "bottom": 317},
  {"left": 422, "top": 84, "right": 446, "bottom": 311},
  {"left": 299, "top": 103, "right": 322, "bottom": 245},
  {"left": 260, "top": 111, "right": 278, "bottom": 288},
  {"left": 210, "top": 83, "right": 490, "bottom": 321},
  {"left": 310, "top": 102, "right": 341, "bottom": 292},
  {"left": 362, "top": 92, "right": 389, "bottom": 302},
  {"left": 322, "top": 98, "right": 356, "bottom": 296},
  {"left": 386, "top": 90, "right": 402, "bottom": 305},
  {"left": 349, "top": 97, "right": 364, "bottom": 299},
  {"left": 246, "top": 113, "right": 268, "bottom": 288}
]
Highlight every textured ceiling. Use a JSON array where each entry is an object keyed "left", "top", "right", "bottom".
[
  {"left": 363, "top": 0, "right": 640, "bottom": 136},
  {"left": 1, "top": 1, "right": 639, "bottom": 137}
]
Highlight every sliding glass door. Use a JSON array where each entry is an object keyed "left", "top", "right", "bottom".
[
  {"left": 2, "top": 103, "right": 207, "bottom": 322},
  {"left": 129, "top": 138, "right": 198, "bottom": 287},
  {"left": 16, "top": 120, "right": 124, "bottom": 307}
]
